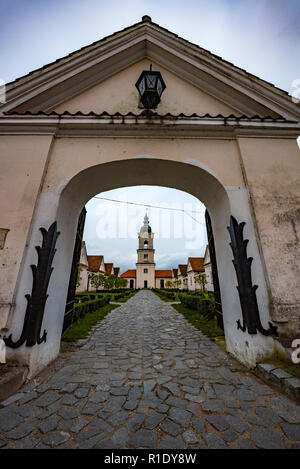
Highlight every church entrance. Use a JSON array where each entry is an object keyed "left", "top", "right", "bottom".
[{"left": 144, "top": 281, "right": 148, "bottom": 289}]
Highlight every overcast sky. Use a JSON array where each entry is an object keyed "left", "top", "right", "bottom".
[
  {"left": 1, "top": 0, "right": 299, "bottom": 272},
  {"left": 83, "top": 187, "right": 207, "bottom": 273}
]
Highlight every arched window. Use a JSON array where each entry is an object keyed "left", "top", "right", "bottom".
[{"left": 144, "top": 240, "right": 148, "bottom": 248}]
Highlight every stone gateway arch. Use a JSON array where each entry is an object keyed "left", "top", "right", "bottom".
[{"left": 0, "top": 16, "right": 299, "bottom": 377}]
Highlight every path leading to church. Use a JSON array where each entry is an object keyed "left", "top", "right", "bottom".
[{"left": 0, "top": 290, "right": 299, "bottom": 449}]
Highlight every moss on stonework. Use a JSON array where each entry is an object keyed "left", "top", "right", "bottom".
[{"left": 262, "top": 356, "right": 300, "bottom": 380}]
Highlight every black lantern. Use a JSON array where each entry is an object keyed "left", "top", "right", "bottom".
[{"left": 135, "top": 64, "right": 166, "bottom": 111}]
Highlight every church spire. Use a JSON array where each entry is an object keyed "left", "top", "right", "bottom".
[{"left": 140, "top": 210, "right": 151, "bottom": 233}]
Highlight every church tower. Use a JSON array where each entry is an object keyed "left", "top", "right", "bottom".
[{"left": 136, "top": 212, "right": 155, "bottom": 289}]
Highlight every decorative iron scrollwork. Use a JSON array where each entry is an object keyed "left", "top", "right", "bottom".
[
  {"left": 227, "top": 216, "right": 278, "bottom": 336},
  {"left": 4, "top": 222, "right": 60, "bottom": 348}
]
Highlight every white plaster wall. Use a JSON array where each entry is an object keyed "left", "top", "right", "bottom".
[
  {"left": 4, "top": 142, "right": 276, "bottom": 376},
  {"left": 54, "top": 59, "right": 236, "bottom": 117},
  {"left": 204, "top": 264, "right": 214, "bottom": 292},
  {"left": 76, "top": 266, "right": 88, "bottom": 293}
]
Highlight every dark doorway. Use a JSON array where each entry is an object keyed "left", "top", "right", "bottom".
[
  {"left": 130, "top": 279, "right": 134, "bottom": 289},
  {"left": 205, "top": 210, "right": 224, "bottom": 331},
  {"left": 144, "top": 280, "right": 148, "bottom": 288},
  {"left": 62, "top": 207, "right": 87, "bottom": 335},
  {"left": 160, "top": 279, "right": 164, "bottom": 288}
]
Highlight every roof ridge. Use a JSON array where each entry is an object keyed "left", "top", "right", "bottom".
[
  {"left": 6, "top": 19, "right": 148, "bottom": 88},
  {"left": 5, "top": 15, "right": 292, "bottom": 101}
]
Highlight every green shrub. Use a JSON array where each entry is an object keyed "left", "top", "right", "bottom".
[
  {"left": 72, "top": 296, "right": 109, "bottom": 323},
  {"left": 178, "top": 293, "right": 215, "bottom": 320}
]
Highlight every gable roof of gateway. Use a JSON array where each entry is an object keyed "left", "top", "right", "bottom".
[
  {"left": 3, "top": 16, "right": 293, "bottom": 97},
  {"left": 114, "top": 267, "right": 120, "bottom": 276},
  {"left": 1, "top": 16, "right": 299, "bottom": 120}
]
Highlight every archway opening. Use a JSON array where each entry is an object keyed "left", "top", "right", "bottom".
[
  {"left": 6, "top": 157, "right": 276, "bottom": 376},
  {"left": 53, "top": 159, "right": 232, "bottom": 355}
]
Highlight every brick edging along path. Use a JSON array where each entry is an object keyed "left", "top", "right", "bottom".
[{"left": 0, "top": 290, "right": 299, "bottom": 449}]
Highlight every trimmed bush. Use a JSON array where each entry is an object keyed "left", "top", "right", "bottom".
[
  {"left": 153, "top": 289, "right": 178, "bottom": 302},
  {"left": 178, "top": 293, "right": 215, "bottom": 320},
  {"left": 73, "top": 296, "right": 110, "bottom": 323}
]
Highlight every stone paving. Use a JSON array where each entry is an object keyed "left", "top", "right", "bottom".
[{"left": 0, "top": 290, "right": 299, "bottom": 449}]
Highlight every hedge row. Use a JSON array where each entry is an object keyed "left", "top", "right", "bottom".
[
  {"left": 114, "top": 291, "right": 132, "bottom": 301},
  {"left": 178, "top": 293, "right": 215, "bottom": 320},
  {"left": 153, "top": 289, "right": 177, "bottom": 301},
  {"left": 73, "top": 296, "right": 110, "bottom": 323}
]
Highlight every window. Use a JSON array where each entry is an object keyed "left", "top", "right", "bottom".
[
  {"left": 144, "top": 268, "right": 148, "bottom": 273},
  {"left": 144, "top": 254, "right": 148, "bottom": 259},
  {"left": 144, "top": 240, "right": 148, "bottom": 248}
]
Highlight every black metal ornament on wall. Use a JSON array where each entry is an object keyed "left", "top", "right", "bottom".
[
  {"left": 227, "top": 216, "right": 278, "bottom": 336},
  {"left": 4, "top": 221, "right": 60, "bottom": 348}
]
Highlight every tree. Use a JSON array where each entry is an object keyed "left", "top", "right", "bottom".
[
  {"left": 114, "top": 277, "right": 128, "bottom": 289},
  {"left": 195, "top": 273, "right": 207, "bottom": 292},
  {"left": 90, "top": 273, "right": 106, "bottom": 291},
  {"left": 174, "top": 279, "right": 182, "bottom": 289},
  {"left": 104, "top": 275, "right": 117, "bottom": 290},
  {"left": 165, "top": 280, "right": 174, "bottom": 289}
]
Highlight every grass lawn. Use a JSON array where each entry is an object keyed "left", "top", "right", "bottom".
[
  {"left": 173, "top": 303, "right": 224, "bottom": 340},
  {"left": 62, "top": 303, "right": 117, "bottom": 341}
]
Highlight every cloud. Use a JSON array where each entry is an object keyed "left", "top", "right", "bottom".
[{"left": 1, "top": 0, "right": 299, "bottom": 92}]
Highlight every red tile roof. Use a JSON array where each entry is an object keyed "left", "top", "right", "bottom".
[
  {"left": 87, "top": 255, "right": 104, "bottom": 272},
  {"left": 120, "top": 269, "right": 136, "bottom": 278},
  {"left": 155, "top": 270, "right": 173, "bottom": 278},
  {"left": 188, "top": 257, "right": 205, "bottom": 272},
  {"left": 178, "top": 264, "right": 188, "bottom": 277},
  {"left": 105, "top": 263, "right": 114, "bottom": 276}
]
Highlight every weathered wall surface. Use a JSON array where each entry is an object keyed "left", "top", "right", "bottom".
[
  {"left": 54, "top": 59, "right": 236, "bottom": 116},
  {"left": 44, "top": 137, "right": 244, "bottom": 193},
  {"left": 0, "top": 135, "right": 53, "bottom": 332},
  {"left": 2, "top": 131, "right": 294, "bottom": 373},
  {"left": 237, "top": 137, "right": 300, "bottom": 336}
]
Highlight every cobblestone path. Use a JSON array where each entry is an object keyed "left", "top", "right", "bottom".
[{"left": 0, "top": 290, "right": 299, "bottom": 449}]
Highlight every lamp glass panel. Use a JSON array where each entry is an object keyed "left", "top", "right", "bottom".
[
  {"left": 146, "top": 74, "right": 156, "bottom": 89},
  {"left": 157, "top": 79, "right": 163, "bottom": 96},
  {"left": 138, "top": 77, "right": 145, "bottom": 95}
]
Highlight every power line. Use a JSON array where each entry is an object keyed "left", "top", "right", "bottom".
[
  {"left": 92, "top": 196, "right": 206, "bottom": 226},
  {"left": 93, "top": 196, "right": 204, "bottom": 213}
]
